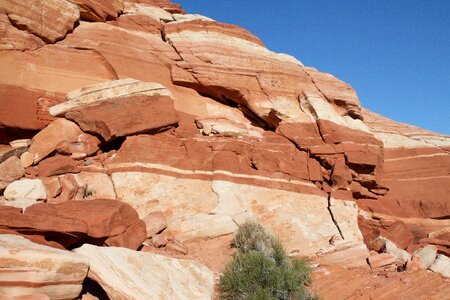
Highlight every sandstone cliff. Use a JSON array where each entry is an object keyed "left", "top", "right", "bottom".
[{"left": 0, "top": 0, "right": 449, "bottom": 299}]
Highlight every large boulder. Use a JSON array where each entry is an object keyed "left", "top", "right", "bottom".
[
  {"left": 73, "top": 244, "right": 215, "bottom": 300},
  {"left": 0, "top": 199, "right": 146, "bottom": 250},
  {"left": 65, "top": 94, "right": 178, "bottom": 141},
  {"left": 0, "top": 234, "right": 89, "bottom": 299},
  {"left": 26, "top": 118, "right": 99, "bottom": 165},
  {"left": 0, "top": 156, "right": 24, "bottom": 191}
]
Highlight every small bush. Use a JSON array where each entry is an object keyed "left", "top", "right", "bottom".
[{"left": 220, "top": 221, "right": 317, "bottom": 300}]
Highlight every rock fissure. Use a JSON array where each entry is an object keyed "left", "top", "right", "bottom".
[{"left": 326, "top": 195, "right": 344, "bottom": 240}]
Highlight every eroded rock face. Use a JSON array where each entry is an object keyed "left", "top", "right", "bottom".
[
  {"left": 65, "top": 95, "right": 178, "bottom": 141},
  {"left": 0, "top": 234, "right": 89, "bottom": 299},
  {"left": 1, "top": 0, "right": 449, "bottom": 298},
  {"left": 0, "top": 199, "right": 146, "bottom": 250},
  {"left": 2, "top": 0, "right": 80, "bottom": 43},
  {"left": 73, "top": 244, "right": 215, "bottom": 300}
]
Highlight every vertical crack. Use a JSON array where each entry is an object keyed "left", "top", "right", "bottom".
[{"left": 327, "top": 194, "right": 344, "bottom": 239}]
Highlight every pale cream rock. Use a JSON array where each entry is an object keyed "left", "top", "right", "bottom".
[
  {"left": 73, "top": 244, "right": 215, "bottom": 300},
  {"left": 169, "top": 214, "right": 238, "bottom": 242},
  {"left": 20, "top": 151, "right": 34, "bottom": 168},
  {"left": 9, "top": 139, "right": 31, "bottom": 148},
  {"left": 77, "top": 172, "right": 116, "bottom": 200},
  {"left": 413, "top": 245, "right": 438, "bottom": 270},
  {"left": 112, "top": 171, "right": 363, "bottom": 255},
  {"left": 328, "top": 198, "right": 364, "bottom": 246},
  {"left": 305, "top": 94, "right": 371, "bottom": 133},
  {"left": 0, "top": 234, "right": 89, "bottom": 299},
  {"left": 111, "top": 172, "right": 218, "bottom": 219},
  {"left": 429, "top": 254, "right": 450, "bottom": 278},
  {"left": 28, "top": 119, "right": 85, "bottom": 164},
  {"left": 123, "top": 1, "right": 174, "bottom": 22},
  {"left": 50, "top": 79, "right": 172, "bottom": 116},
  {"left": 172, "top": 13, "right": 214, "bottom": 23},
  {"left": 379, "top": 236, "right": 412, "bottom": 264},
  {"left": 195, "top": 118, "right": 263, "bottom": 138},
  {"left": 428, "top": 227, "right": 450, "bottom": 239},
  {"left": 4, "top": 179, "right": 47, "bottom": 201},
  {"left": 166, "top": 29, "right": 303, "bottom": 66}
]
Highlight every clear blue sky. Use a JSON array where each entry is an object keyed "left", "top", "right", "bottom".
[{"left": 175, "top": 0, "right": 450, "bottom": 135}]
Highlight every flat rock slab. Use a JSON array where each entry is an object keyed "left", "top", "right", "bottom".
[
  {"left": 0, "top": 199, "right": 146, "bottom": 250},
  {"left": 65, "top": 95, "right": 178, "bottom": 141},
  {"left": 0, "top": 234, "right": 89, "bottom": 299},
  {"left": 73, "top": 244, "right": 215, "bottom": 300}
]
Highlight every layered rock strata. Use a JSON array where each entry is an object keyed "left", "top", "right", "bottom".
[{"left": 0, "top": 0, "right": 449, "bottom": 298}]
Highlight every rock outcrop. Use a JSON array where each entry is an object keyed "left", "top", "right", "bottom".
[
  {"left": 0, "top": 199, "right": 147, "bottom": 250},
  {"left": 0, "top": 234, "right": 89, "bottom": 299},
  {"left": 74, "top": 244, "right": 215, "bottom": 300},
  {"left": 0, "top": 0, "right": 449, "bottom": 298}
]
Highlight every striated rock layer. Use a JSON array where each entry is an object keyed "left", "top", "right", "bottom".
[{"left": 0, "top": 0, "right": 449, "bottom": 298}]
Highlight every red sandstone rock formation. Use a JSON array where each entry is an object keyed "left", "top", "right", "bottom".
[{"left": 0, "top": 0, "right": 449, "bottom": 298}]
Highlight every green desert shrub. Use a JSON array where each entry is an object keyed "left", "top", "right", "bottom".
[{"left": 220, "top": 221, "right": 317, "bottom": 300}]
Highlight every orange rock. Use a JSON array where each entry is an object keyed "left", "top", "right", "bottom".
[
  {"left": 67, "top": 0, "right": 123, "bottom": 22},
  {"left": 0, "top": 156, "right": 24, "bottom": 191},
  {"left": 0, "top": 199, "right": 146, "bottom": 250},
  {"left": 65, "top": 95, "right": 179, "bottom": 141},
  {"left": 368, "top": 253, "right": 397, "bottom": 269},
  {"left": 2, "top": 0, "right": 80, "bottom": 43},
  {"left": 37, "top": 155, "right": 80, "bottom": 177}
]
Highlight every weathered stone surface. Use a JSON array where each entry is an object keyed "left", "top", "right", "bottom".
[
  {"left": 4, "top": 179, "right": 46, "bottom": 201},
  {"left": 142, "top": 211, "right": 167, "bottom": 238},
  {"left": 0, "top": 156, "right": 24, "bottom": 191},
  {"left": 412, "top": 245, "right": 438, "bottom": 270},
  {"left": 314, "top": 244, "right": 370, "bottom": 268},
  {"left": 360, "top": 109, "right": 450, "bottom": 220},
  {"left": 0, "top": 46, "right": 117, "bottom": 134},
  {"left": 9, "top": 139, "right": 31, "bottom": 148},
  {"left": 73, "top": 244, "right": 215, "bottom": 300},
  {"left": 57, "top": 173, "right": 86, "bottom": 201},
  {"left": 37, "top": 155, "right": 80, "bottom": 177},
  {"left": 0, "top": 145, "right": 27, "bottom": 164},
  {"left": 111, "top": 171, "right": 362, "bottom": 256},
  {"left": 0, "top": 199, "right": 146, "bottom": 250},
  {"left": 0, "top": 10, "right": 44, "bottom": 50},
  {"left": 0, "top": 234, "right": 88, "bottom": 299},
  {"left": 67, "top": 0, "right": 124, "bottom": 22},
  {"left": 368, "top": 253, "right": 397, "bottom": 269},
  {"left": 77, "top": 172, "right": 116, "bottom": 200},
  {"left": 1, "top": 0, "right": 80, "bottom": 43},
  {"left": 49, "top": 79, "right": 172, "bottom": 117},
  {"left": 27, "top": 119, "right": 88, "bottom": 164},
  {"left": 55, "top": 132, "right": 100, "bottom": 157},
  {"left": 429, "top": 254, "right": 450, "bottom": 278},
  {"left": 1, "top": 0, "right": 450, "bottom": 298},
  {"left": 311, "top": 264, "right": 450, "bottom": 300},
  {"left": 65, "top": 95, "right": 178, "bottom": 141},
  {"left": 379, "top": 237, "right": 412, "bottom": 264},
  {"left": 0, "top": 198, "right": 38, "bottom": 211}
]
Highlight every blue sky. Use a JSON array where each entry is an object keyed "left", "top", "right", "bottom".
[{"left": 175, "top": 0, "right": 450, "bottom": 135}]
